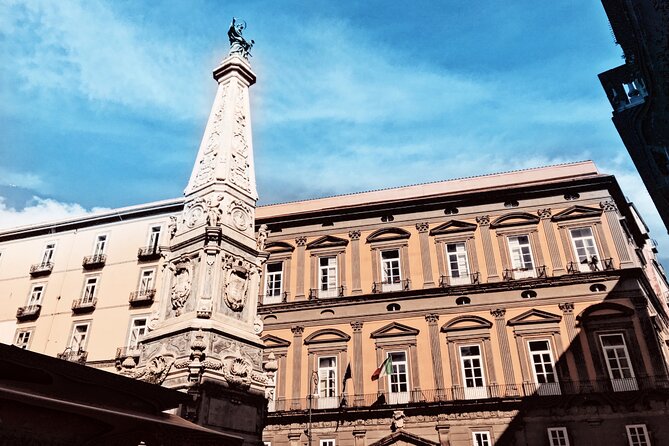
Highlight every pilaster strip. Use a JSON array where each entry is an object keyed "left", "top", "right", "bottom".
[
  {"left": 593, "top": 221, "right": 612, "bottom": 259},
  {"left": 447, "top": 340, "right": 459, "bottom": 386},
  {"left": 600, "top": 201, "right": 633, "bottom": 266},
  {"left": 476, "top": 215, "right": 498, "bottom": 281},
  {"left": 539, "top": 211, "right": 564, "bottom": 273},
  {"left": 426, "top": 314, "right": 445, "bottom": 391},
  {"left": 558, "top": 302, "right": 587, "bottom": 381},
  {"left": 349, "top": 231, "right": 362, "bottom": 294},
  {"left": 634, "top": 299, "right": 669, "bottom": 377},
  {"left": 295, "top": 237, "right": 307, "bottom": 299},
  {"left": 558, "top": 226, "right": 575, "bottom": 264},
  {"left": 351, "top": 321, "right": 364, "bottom": 403},
  {"left": 277, "top": 353, "right": 287, "bottom": 405},
  {"left": 514, "top": 333, "right": 530, "bottom": 383},
  {"left": 417, "top": 223, "right": 435, "bottom": 287},
  {"left": 290, "top": 325, "right": 304, "bottom": 409},
  {"left": 466, "top": 237, "right": 479, "bottom": 276},
  {"left": 409, "top": 343, "right": 421, "bottom": 391},
  {"left": 482, "top": 337, "right": 496, "bottom": 384},
  {"left": 529, "top": 231, "right": 545, "bottom": 268},
  {"left": 496, "top": 233, "right": 510, "bottom": 271},
  {"left": 490, "top": 309, "right": 516, "bottom": 387}
]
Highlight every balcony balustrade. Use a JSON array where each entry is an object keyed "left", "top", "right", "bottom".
[
  {"left": 137, "top": 246, "right": 161, "bottom": 261},
  {"left": 260, "top": 291, "right": 289, "bottom": 305},
  {"left": 16, "top": 305, "right": 41, "bottom": 321},
  {"left": 29, "top": 262, "right": 53, "bottom": 277},
  {"left": 115, "top": 346, "right": 142, "bottom": 360},
  {"left": 129, "top": 289, "right": 156, "bottom": 306},
  {"left": 439, "top": 272, "right": 481, "bottom": 287},
  {"left": 57, "top": 349, "right": 88, "bottom": 364},
  {"left": 71, "top": 298, "right": 97, "bottom": 313},
  {"left": 308, "top": 286, "right": 345, "bottom": 300},
  {"left": 372, "top": 279, "right": 410, "bottom": 294},
  {"left": 82, "top": 254, "right": 106, "bottom": 269}
]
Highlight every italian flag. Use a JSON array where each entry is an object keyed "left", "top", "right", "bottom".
[{"left": 371, "top": 356, "right": 393, "bottom": 381}]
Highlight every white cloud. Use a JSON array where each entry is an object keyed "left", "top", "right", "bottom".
[
  {"left": 0, "top": 196, "right": 109, "bottom": 230},
  {"left": 0, "top": 168, "right": 44, "bottom": 190}
]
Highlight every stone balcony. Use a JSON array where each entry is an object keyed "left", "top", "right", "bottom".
[
  {"left": 16, "top": 305, "right": 41, "bottom": 321},
  {"left": 129, "top": 289, "right": 156, "bottom": 306},
  {"left": 57, "top": 349, "right": 88, "bottom": 365},
  {"left": 71, "top": 298, "right": 97, "bottom": 313},
  {"left": 82, "top": 254, "right": 106, "bottom": 270},
  {"left": 29, "top": 262, "right": 53, "bottom": 277},
  {"left": 137, "top": 246, "right": 161, "bottom": 261}
]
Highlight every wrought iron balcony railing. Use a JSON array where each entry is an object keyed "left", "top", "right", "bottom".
[
  {"left": 260, "top": 291, "right": 289, "bottom": 305},
  {"left": 16, "top": 305, "right": 41, "bottom": 321},
  {"left": 29, "top": 262, "right": 53, "bottom": 277},
  {"left": 308, "top": 286, "right": 345, "bottom": 300},
  {"left": 82, "top": 254, "right": 106, "bottom": 269},
  {"left": 129, "top": 289, "right": 156, "bottom": 306},
  {"left": 57, "top": 349, "right": 88, "bottom": 365},
  {"left": 137, "top": 246, "right": 161, "bottom": 261},
  {"left": 372, "top": 278, "right": 410, "bottom": 294},
  {"left": 268, "top": 376, "right": 669, "bottom": 413},
  {"left": 503, "top": 266, "right": 544, "bottom": 281},
  {"left": 439, "top": 272, "right": 481, "bottom": 287},
  {"left": 71, "top": 298, "right": 97, "bottom": 313},
  {"left": 567, "top": 257, "right": 616, "bottom": 274}
]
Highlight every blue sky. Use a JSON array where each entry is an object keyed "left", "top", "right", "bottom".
[{"left": 1, "top": 1, "right": 666, "bottom": 260}]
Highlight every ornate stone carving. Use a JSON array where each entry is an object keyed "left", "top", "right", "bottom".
[
  {"left": 291, "top": 325, "right": 304, "bottom": 335},
  {"left": 170, "top": 259, "right": 192, "bottom": 316},
  {"left": 192, "top": 85, "right": 228, "bottom": 189},
  {"left": 174, "top": 330, "right": 223, "bottom": 383},
  {"left": 257, "top": 224, "right": 270, "bottom": 251},
  {"left": 222, "top": 356, "right": 253, "bottom": 389},
  {"left": 184, "top": 197, "right": 207, "bottom": 228},
  {"left": 349, "top": 230, "right": 361, "bottom": 241},
  {"left": 415, "top": 222, "right": 429, "bottom": 233},
  {"left": 168, "top": 215, "right": 178, "bottom": 239},
  {"left": 600, "top": 200, "right": 617, "bottom": 212},
  {"left": 295, "top": 236, "right": 307, "bottom": 247},
  {"left": 476, "top": 215, "right": 491, "bottom": 226},
  {"left": 537, "top": 208, "right": 552, "bottom": 219},
  {"left": 351, "top": 321, "right": 364, "bottom": 332},
  {"left": 391, "top": 410, "right": 406, "bottom": 431},
  {"left": 229, "top": 86, "right": 251, "bottom": 192},
  {"left": 253, "top": 315, "right": 263, "bottom": 334},
  {"left": 227, "top": 200, "right": 252, "bottom": 231},
  {"left": 490, "top": 308, "right": 506, "bottom": 318},
  {"left": 558, "top": 302, "right": 575, "bottom": 313},
  {"left": 222, "top": 255, "right": 252, "bottom": 312},
  {"left": 206, "top": 194, "right": 224, "bottom": 226},
  {"left": 129, "top": 355, "right": 174, "bottom": 384},
  {"left": 425, "top": 313, "right": 439, "bottom": 324}
]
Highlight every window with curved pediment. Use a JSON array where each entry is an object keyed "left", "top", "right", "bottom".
[
  {"left": 304, "top": 328, "right": 351, "bottom": 409},
  {"left": 307, "top": 236, "right": 348, "bottom": 299},
  {"left": 366, "top": 228, "right": 412, "bottom": 293},
  {"left": 492, "top": 213, "right": 544, "bottom": 280}
]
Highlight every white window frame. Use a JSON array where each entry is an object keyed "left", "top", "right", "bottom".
[
  {"left": 41, "top": 242, "right": 56, "bottom": 265},
  {"left": 527, "top": 339, "right": 561, "bottom": 395},
  {"left": 69, "top": 322, "right": 90, "bottom": 353},
  {"left": 387, "top": 350, "right": 409, "bottom": 404},
  {"left": 381, "top": 249, "right": 402, "bottom": 291},
  {"left": 264, "top": 262, "right": 284, "bottom": 304},
  {"left": 27, "top": 283, "right": 45, "bottom": 308},
  {"left": 626, "top": 424, "right": 651, "bottom": 446},
  {"left": 472, "top": 431, "right": 492, "bottom": 446},
  {"left": 138, "top": 268, "right": 156, "bottom": 293},
  {"left": 446, "top": 242, "right": 470, "bottom": 285},
  {"left": 15, "top": 329, "right": 33, "bottom": 350},
  {"left": 507, "top": 235, "right": 535, "bottom": 278},
  {"left": 127, "top": 316, "right": 149, "bottom": 350},
  {"left": 547, "top": 427, "right": 570, "bottom": 446},
  {"left": 459, "top": 344, "right": 488, "bottom": 399},
  {"left": 147, "top": 225, "right": 162, "bottom": 251},
  {"left": 570, "top": 227, "right": 600, "bottom": 272},
  {"left": 93, "top": 233, "right": 108, "bottom": 256},
  {"left": 599, "top": 333, "right": 638, "bottom": 391},
  {"left": 317, "top": 356, "right": 338, "bottom": 409},
  {"left": 81, "top": 277, "right": 99, "bottom": 303},
  {"left": 319, "top": 256, "right": 338, "bottom": 298},
  {"left": 320, "top": 440, "right": 335, "bottom": 446}
]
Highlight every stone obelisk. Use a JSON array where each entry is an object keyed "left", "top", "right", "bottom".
[{"left": 131, "top": 21, "right": 268, "bottom": 444}]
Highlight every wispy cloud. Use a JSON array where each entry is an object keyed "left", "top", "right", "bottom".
[
  {"left": 0, "top": 196, "right": 109, "bottom": 230},
  {"left": 0, "top": 168, "right": 44, "bottom": 190}
]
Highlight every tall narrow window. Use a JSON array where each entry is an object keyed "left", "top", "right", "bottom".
[
  {"left": 446, "top": 242, "right": 470, "bottom": 285},
  {"left": 264, "top": 262, "right": 283, "bottom": 304},
  {"left": 139, "top": 270, "right": 155, "bottom": 293},
  {"left": 28, "top": 284, "right": 44, "bottom": 308},
  {"left": 472, "top": 431, "right": 491, "bottom": 446},
  {"left": 381, "top": 250, "right": 402, "bottom": 291},
  {"left": 41, "top": 243, "right": 56, "bottom": 265},
  {"left": 319, "top": 257, "right": 338, "bottom": 298},
  {"left": 147, "top": 226, "right": 162, "bottom": 252},
  {"left": 599, "top": 333, "right": 637, "bottom": 391},
  {"left": 69, "top": 323, "right": 90, "bottom": 353},
  {"left": 459, "top": 345, "right": 487, "bottom": 399},
  {"left": 82, "top": 277, "right": 98, "bottom": 303},
  {"left": 626, "top": 424, "right": 650, "bottom": 446},
  {"left": 93, "top": 234, "right": 107, "bottom": 256},
  {"left": 15, "top": 330, "right": 33, "bottom": 350},
  {"left": 127, "top": 317, "right": 148, "bottom": 350},
  {"left": 547, "top": 427, "right": 570, "bottom": 446},
  {"left": 317, "top": 356, "right": 337, "bottom": 409},
  {"left": 387, "top": 351, "right": 409, "bottom": 404},
  {"left": 528, "top": 340, "right": 560, "bottom": 395},
  {"left": 508, "top": 235, "right": 535, "bottom": 278},
  {"left": 570, "top": 228, "right": 600, "bottom": 271}
]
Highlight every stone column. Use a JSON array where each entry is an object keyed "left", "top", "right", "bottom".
[
  {"left": 514, "top": 333, "right": 530, "bottom": 383},
  {"left": 558, "top": 303, "right": 587, "bottom": 381},
  {"left": 426, "top": 314, "right": 445, "bottom": 393},
  {"left": 593, "top": 221, "right": 612, "bottom": 259},
  {"left": 349, "top": 230, "right": 362, "bottom": 295},
  {"left": 538, "top": 209, "right": 564, "bottom": 274},
  {"left": 446, "top": 340, "right": 459, "bottom": 386},
  {"left": 600, "top": 200, "right": 634, "bottom": 267},
  {"left": 351, "top": 321, "right": 364, "bottom": 404},
  {"left": 295, "top": 237, "right": 307, "bottom": 299},
  {"left": 416, "top": 222, "right": 435, "bottom": 287},
  {"left": 476, "top": 215, "right": 499, "bottom": 282},
  {"left": 483, "top": 337, "right": 496, "bottom": 384},
  {"left": 491, "top": 309, "right": 517, "bottom": 394},
  {"left": 290, "top": 326, "right": 304, "bottom": 409},
  {"left": 276, "top": 353, "right": 288, "bottom": 408},
  {"left": 409, "top": 342, "right": 421, "bottom": 392}
]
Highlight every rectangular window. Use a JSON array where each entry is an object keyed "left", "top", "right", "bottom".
[
  {"left": 127, "top": 317, "right": 148, "bottom": 350},
  {"left": 381, "top": 250, "right": 402, "bottom": 291},
  {"left": 320, "top": 440, "right": 335, "bottom": 446},
  {"left": 319, "top": 257, "right": 338, "bottom": 298},
  {"left": 388, "top": 351, "right": 409, "bottom": 404},
  {"left": 508, "top": 235, "right": 534, "bottom": 278},
  {"left": 93, "top": 234, "right": 107, "bottom": 256},
  {"left": 626, "top": 425, "right": 650, "bottom": 446},
  {"left": 460, "top": 345, "right": 488, "bottom": 399},
  {"left": 446, "top": 242, "right": 470, "bottom": 285},
  {"left": 547, "top": 427, "right": 570, "bottom": 446},
  {"left": 528, "top": 340, "right": 560, "bottom": 395},
  {"left": 570, "top": 228, "right": 600, "bottom": 271},
  {"left": 82, "top": 277, "right": 98, "bottom": 303},
  {"left": 28, "top": 284, "right": 45, "bottom": 307},
  {"left": 139, "top": 269, "right": 155, "bottom": 293},
  {"left": 318, "top": 356, "right": 338, "bottom": 409},
  {"left": 41, "top": 242, "right": 56, "bottom": 265},
  {"left": 599, "top": 333, "right": 638, "bottom": 391},
  {"left": 472, "top": 431, "right": 491, "bottom": 446},
  {"left": 147, "top": 225, "right": 162, "bottom": 251},
  {"left": 15, "top": 329, "right": 33, "bottom": 350},
  {"left": 69, "top": 323, "right": 90, "bottom": 353},
  {"left": 264, "top": 262, "right": 283, "bottom": 304}
]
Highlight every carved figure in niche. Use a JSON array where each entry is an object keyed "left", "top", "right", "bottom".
[
  {"left": 205, "top": 194, "right": 224, "bottom": 226},
  {"left": 171, "top": 261, "right": 192, "bottom": 316},
  {"left": 223, "top": 259, "right": 250, "bottom": 312},
  {"left": 168, "top": 216, "right": 178, "bottom": 239},
  {"left": 228, "top": 17, "right": 254, "bottom": 59},
  {"left": 257, "top": 224, "right": 269, "bottom": 251}
]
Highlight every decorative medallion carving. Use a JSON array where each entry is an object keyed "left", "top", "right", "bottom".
[
  {"left": 222, "top": 356, "right": 253, "bottom": 389},
  {"left": 129, "top": 355, "right": 174, "bottom": 384},
  {"left": 222, "top": 255, "right": 252, "bottom": 312},
  {"left": 537, "top": 208, "right": 552, "bottom": 219},
  {"left": 253, "top": 315, "right": 264, "bottom": 334},
  {"left": 170, "top": 259, "right": 192, "bottom": 316},
  {"left": 476, "top": 215, "right": 491, "bottom": 226},
  {"left": 599, "top": 200, "right": 617, "bottom": 212},
  {"left": 184, "top": 197, "right": 207, "bottom": 228},
  {"left": 348, "top": 230, "right": 361, "bottom": 241},
  {"left": 227, "top": 200, "right": 252, "bottom": 231}
]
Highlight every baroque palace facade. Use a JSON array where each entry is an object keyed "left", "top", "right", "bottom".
[{"left": 2, "top": 43, "right": 669, "bottom": 446}]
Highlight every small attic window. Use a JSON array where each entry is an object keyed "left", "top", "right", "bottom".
[
  {"left": 387, "top": 303, "right": 401, "bottom": 312},
  {"left": 564, "top": 193, "right": 580, "bottom": 201},
  {"left": 444, "top": 207, "right": 459, "bottom": 215},
  {"left": 590, "top": 283, "right": 607, "bottom": 292},
  {"left": 521, "top": 290, "right": 537, "bottom": 299},
  {"left": 504, "top": 200, "right": 519, "bottom": 208},
  {"left": 455, "top": 296, "right": 471, "bottom": 305},
  {"left": 381, "top": 215, "right": 395, "bottom": 222}
]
